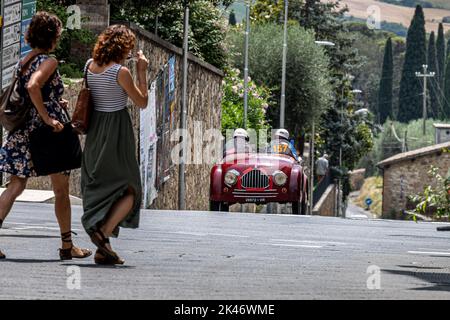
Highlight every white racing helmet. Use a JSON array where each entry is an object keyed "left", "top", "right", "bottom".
[
  {"left": 233, "top": 128, "right": 249, "bottom": 140},
  {"left": 274, "top": 128, "right": 289, "bottom": 141}
]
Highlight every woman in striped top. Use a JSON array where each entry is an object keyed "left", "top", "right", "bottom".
[{"left": 81, "top": 25, "right": 149, "bottom": 265}]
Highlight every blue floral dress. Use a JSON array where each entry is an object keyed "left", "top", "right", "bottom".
[{"left": 0, "top": 54, "right": 69, "bottom": 178}]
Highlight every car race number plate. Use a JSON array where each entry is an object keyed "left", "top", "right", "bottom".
[
  {"left": 246, "top": 198, "right": 266, "bottom": 203},
  {"left": 272, "top": 144, "right": 288, "bottom": 153}
]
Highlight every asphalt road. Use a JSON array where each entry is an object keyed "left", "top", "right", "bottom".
[{"left": 1, "top": 202, "right": 450, "bottom": 300}]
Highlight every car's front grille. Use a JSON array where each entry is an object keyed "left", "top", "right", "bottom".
[{"left": 241, "top": 169, "right": 269, "bottom": 189}]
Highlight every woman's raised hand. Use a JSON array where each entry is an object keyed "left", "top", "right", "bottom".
[{"left": 136, "top": 50, "right": 149, "bottom": 73}]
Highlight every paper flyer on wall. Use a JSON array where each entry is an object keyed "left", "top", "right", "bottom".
[{"left": 140, "top": 81, "right": 158, "bottom": 208}]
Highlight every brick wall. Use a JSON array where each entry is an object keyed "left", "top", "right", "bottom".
[{"left": 381, "top": 152, "right": 450, "bottom": 216}]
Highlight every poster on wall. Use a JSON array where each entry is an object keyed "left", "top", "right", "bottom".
[
  {"left": 168, "top": 55, "right": 176, "bottom": 129},
  {"left": 140, "top": 81, "right": 158, "bottom": 208}
]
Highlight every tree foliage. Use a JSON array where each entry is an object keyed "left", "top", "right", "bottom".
[
  {"left": 444, "top": 54, "right": 450, "bottom": 118},
  {"left": 427, "top": 32, "right": 440, "bottom": 118},
  {"left": 109, "top": 0, "right": 230, "bottom": 69},
  {"left": 221, "top": 69, "right": 270, "bottom": 132},
  {"left": 411, "top": 164, "right": 450, "bottom": 218},
  {"left": 398, "top": 5, "right": 427, "bottom": 122},
  {"left": 436, "top": 23, "right": 446, "bottom": 95},
  {"left": 227, "top": 23, "right": 333, "bottom": 138},
  {"left": 378, "top": 37, "right": 394, "bottom": 123},
  {"left": 37, "top": 0, "right": 96, "bottom": 77},
  {"left": 229, "top": 10, "right": 237, "bottom": 26}
]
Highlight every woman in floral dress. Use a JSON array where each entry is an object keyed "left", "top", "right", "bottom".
[{"left": 0, "top": 11, "right": 91, "bottom": 260}]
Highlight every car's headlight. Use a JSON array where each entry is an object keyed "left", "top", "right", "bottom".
[
  {"left": 273, "top": 170, "right": 288, "bottom": 186},
  {"left": 224, "top": 169, "right": 239, "bottom": 186}
]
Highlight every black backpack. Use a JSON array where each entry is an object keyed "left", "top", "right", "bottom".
[{"left": 0, "top": 53, "right": 39, "bottom": 132}]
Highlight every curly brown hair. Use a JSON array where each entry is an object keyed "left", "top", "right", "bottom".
[
  {"left": 25, "top": 11, "right": 62, "bottom": 51},
  {"left": 93, "top": 25, "right": 136, "bottom": 66}
]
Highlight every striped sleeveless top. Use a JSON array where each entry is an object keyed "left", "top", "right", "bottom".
[{"left": 85, "top": 59, "right": 128, "bottom": 112}]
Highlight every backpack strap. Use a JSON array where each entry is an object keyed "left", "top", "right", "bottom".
[{"left": 18, "top": 52, "right": 42, "bottom": 77}]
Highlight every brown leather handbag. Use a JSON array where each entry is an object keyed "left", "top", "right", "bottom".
[{"left": 72, "top": 60, "right": 94, "bottom": 134}]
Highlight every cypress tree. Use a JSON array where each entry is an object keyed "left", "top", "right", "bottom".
[
  {"left": 427, "top": 32, "right": 439, "bottom": 119},
  {"left": 436, "top": 23, "right": 446, "bottom": 91},
  {"left": 398, "top": 5, "right": 427, "bottom": 122},
  {"left": 229, "top": 10, "right": 237, "bottom": 26},
  {"left": 444, "top": 54, "right": 450, "bottom": 119},
  {"left": 447, "top": 37, "right": 450, "bottom": 61},
  {"left": 378, "top": 37, "right": 394, "bottom": 123}
]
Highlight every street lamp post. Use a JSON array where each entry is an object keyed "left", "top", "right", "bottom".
[
  {"left": 308, "top": 40, "right": 335, "bottom": 215},
  {"left": 243, "top": 0, "right": 251, "bottom": 129},
  {"left": 279, "top": 0, "right": 288, "bottom": 128},
  {"left": 337, "top": 87, "right": 362, "bottom": 218},
  {"left": 178, "top": 1, "right": 190, "bottom": 210}
]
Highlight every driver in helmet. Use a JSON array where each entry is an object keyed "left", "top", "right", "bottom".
[
  {"left": 268, "top": 128, "right": 299, "bottom": 161},
  {"left": 224, "top": 128, "right": 252, "bottom": 156}
]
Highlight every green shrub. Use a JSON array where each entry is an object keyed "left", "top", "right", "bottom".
[{"left": 221, "top": 68, "right": 271, "bottom": 133}]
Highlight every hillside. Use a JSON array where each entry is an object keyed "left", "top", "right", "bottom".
[
  {"left": 333, "top": 0, "right": 450, "bottom": 33},
  {"left": 379, "top": 0, "right": 450, "bottom": 11}
]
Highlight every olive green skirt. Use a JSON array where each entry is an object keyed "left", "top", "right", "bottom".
[{"left": 81, "top": 109, "right": 142, "bottom": 237}]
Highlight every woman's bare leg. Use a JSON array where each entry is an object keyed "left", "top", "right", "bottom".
[
  {"left": 50, "top": 174, "right": 72, "bottom": 249},
  {"left": 50, "top": 173, "right": 92, "bottom": 259},
  {"left": 0, "top": 176, "right": 28, "bottom": 221},
  {"left": 100, "top": 187, "right": 135, "bottom": 238},
  {"left": 0, "top": 176, "right": 27, "bottom": 258}
]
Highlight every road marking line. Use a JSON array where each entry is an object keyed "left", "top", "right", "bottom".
[
  {"left": 207, "top": 233, "right": 250, "bottom": 238},
  {"left": 174, "top": 231, "right": 207, "bottom": 236},
  {"left": 270, "top": 243, "right": 323, "bottom": 248},
  {"left": 271, "top": 239, "right": 347, "bottom": 245},
  {"left": 170, "top": 231, "right": 250, "bottom": 238},
  {"left": 408, "top": 251, "right": 450, "bottom": 256}
]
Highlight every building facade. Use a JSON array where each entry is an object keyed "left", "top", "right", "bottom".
[{"left": 377, "top": 142, "right": 450, "bottom": 216}]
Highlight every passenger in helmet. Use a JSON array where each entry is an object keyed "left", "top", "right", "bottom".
[
  {"left": 268, "top": 129, "right": 298, "bottom": 161},
  {"left": 224, "top": 128, "right": 252, "bottom": 156}
]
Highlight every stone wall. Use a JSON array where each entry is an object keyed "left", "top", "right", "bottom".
[
  {"left": 381, "top": 152, "right": 450, "bottom": 216},
  {"left": 26, "top": 24, "right": 223, "bottom": 211},
  {"left": 349, "top": 169, "right": 366, "bottom": 191},
  {"left": 313, "top": 184, "right": 337, "bottom": 217}
]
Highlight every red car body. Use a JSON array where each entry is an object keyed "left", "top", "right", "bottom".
[{"left": 209, "top": 152, "right": 309, "bottom": 214}]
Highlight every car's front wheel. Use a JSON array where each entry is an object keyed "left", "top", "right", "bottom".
[{"left": 210, "top": 201, "right": 229, "bottom": 212}]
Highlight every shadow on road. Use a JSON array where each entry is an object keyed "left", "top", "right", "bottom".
[
  {"left": 0, "top": 234, "right": 60, "bottom": 239},
  {"left": 384, "top": 268, "right": 450, "bottom": 292},
  {"left": 1, "top": 258, "right": 61, "bottom": 263},
  {"left": 66, "top": 263, "right": 136, "bottom": 269}
]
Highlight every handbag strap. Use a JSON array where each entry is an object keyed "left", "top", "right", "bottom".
[{"left": 84, "top": 60, "right": 93, "bottom": 89}]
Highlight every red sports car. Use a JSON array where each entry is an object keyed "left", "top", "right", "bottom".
[{"left": 209, "top": 151, "right": 309, "bottom": 214}]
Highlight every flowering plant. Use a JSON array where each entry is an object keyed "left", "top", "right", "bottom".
[{"left": 221, "top": 68, "right": 271, "bottom": 132}]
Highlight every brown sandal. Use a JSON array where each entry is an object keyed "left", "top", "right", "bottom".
[
  {"left": 94, "top": 250, "right": 124, "bottom": 265},
  {"left": 0, "top": 250, "right": 5, "bottom": 259},
  {"left": 59, "top": 231, "right": 93, "bottom": 261},
  {"left": 89, "top": 230, "right": 119, "bottom": 260}
]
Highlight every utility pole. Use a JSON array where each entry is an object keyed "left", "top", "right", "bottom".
[
  {"left": 178, "top": 0, "right": 190, "bottom": 210},
  {"left": 243, "top": 0, "right": 251, "bottom": 129},
  {"left": 279, "top": 0, "right": 288, "bottom": 128},
  {"left": 309, "top": 120, "right": 315, "bottom": 215},
  {"left": 415, "top": 64, "right": 435, "bottom": 135}
]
